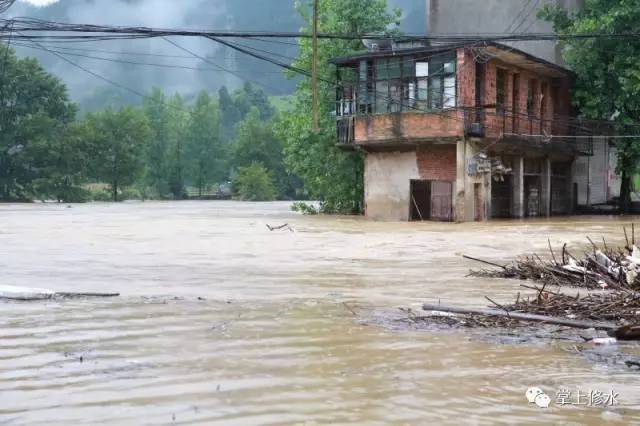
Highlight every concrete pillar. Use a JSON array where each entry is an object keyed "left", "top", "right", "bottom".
[
  {"left": 485, "top": 172, "right": 492, "bottom": 220},
  {"left": 541, "top": 157, "right": 552, "bottom": 217},
  {"left": 568, "top": 158, "right": 577, "bottom": 214},
  {"left": 455, "top": 139, "right": 466, "bottom": 222},
  {"left": 512, "top": 156, "right": 524, "bottom": 218}
]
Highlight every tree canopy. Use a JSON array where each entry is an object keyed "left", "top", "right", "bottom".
[
  {"left": 276, "top": 0, "right": 400, "bottom": 214},
  {"left": 540, "top": 0, "right": 640, "bottom": 211},
  {"left": 0, "top": 48, "right": 77, "bottom": 200}
]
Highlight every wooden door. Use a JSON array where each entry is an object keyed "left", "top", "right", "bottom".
[{"left": 430, "top": 181, "right": 453, "bottom": 222}]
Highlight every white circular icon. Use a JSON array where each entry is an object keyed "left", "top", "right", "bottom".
[
  {"left": 535, "top": 393, "right": 551, "bottom": 408},
  {"left": 526, "top": 387, "right": 544, "bottom": 403}
]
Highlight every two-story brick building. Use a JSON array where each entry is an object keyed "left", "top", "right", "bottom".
[{"left": 332, "top": 41, "right": 593, "bottom": 221}]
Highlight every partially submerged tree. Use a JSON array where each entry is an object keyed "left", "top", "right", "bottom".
[
  {"left": 232, "top": 106, "right": 296, "bottom": 198},
  {"left": 185, "top": 91, "right": 226, "bottom": 196},
  {"left": 0, "top": 48, "right": 77, "bottom": 200},
  {"left": 233, "top": 163, "right": 277, "bottom": 201},
  {"left": 540, "top": 1, "right": 640, "bottom": 212},
  {"left": 275, "top": 0, "right": 401, "bottom": 214},
  {"left": 84, "top": 106, "right": 151, "bottom": 201}
]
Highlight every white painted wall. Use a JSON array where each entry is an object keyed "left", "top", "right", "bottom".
[
  {"left": 609, "top": 146, "right": 621, "bottom": 199},
  {"left": 590, "top": 137, "right": 609, "bottom": 204},
  {"left": 364, "top": 151, "right": 419, "bottom": 221}
]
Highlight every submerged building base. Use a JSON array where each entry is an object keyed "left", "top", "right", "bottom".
[{"left": 363, "top": 140, "right": 577, "bottom": 222}]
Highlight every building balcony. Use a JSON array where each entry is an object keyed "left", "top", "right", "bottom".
[
  {"left": 463, "top": 109, "right": 594, "bottom": 156},
  {"left": 336, "top": 110, "right": 464, "bottom": 149}
]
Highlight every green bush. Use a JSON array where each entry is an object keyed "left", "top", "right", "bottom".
[
  {"left": 233, "top": 163, "right": 277, "bottom": 201},
  {"left": 291, "top": 201, "right": 318, "bottom": 215}
]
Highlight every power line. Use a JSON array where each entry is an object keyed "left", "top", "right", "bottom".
[
  {"left": 162, "top": 36, "right": 284, "bottom": 94},
  {"left": 12, "top": 41, "right": 287, "bottom": 74},
  {"left": 2, "top": 18, "right": 640, "bottom": 44}
]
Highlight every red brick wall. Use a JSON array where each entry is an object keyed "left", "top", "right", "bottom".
[
  {"left": 354, "top": 112, "right": 463, "bottom": 144},
  {"left": 457, "top": 48, "right": 475, "bottom": 108},
  {"left": 416, "top": 145, "right": 457, "bottom": 181}
]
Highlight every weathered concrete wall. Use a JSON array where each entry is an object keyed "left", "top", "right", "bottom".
[
  {"left": 426, "top": 0, "right": 584, "bottom": 64},
  {"left": 364, "top": 151, "right": 419, "bottom": 221},
  {"left": 590, "top": 137, "right": 609, "bottom": 204},
  {"left": 573, "top": 138, "right": 613, "bottom": 206}
]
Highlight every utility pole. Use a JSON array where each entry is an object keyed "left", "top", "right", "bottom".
[{"left": 311, "top": 0, "right": 319, "bottom": 133}]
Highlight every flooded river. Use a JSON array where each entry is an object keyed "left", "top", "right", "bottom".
[{"left": 1, "top": 201, "right": 639, "bottom": 425}]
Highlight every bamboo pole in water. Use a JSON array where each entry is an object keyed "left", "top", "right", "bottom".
[{"left": 422, "top": 303, "right": 615, "bottom": 330}]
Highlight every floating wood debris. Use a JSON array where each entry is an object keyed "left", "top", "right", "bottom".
[
  {"left": 467, "top": 228, "right": 640, "bottom": 291},
  {"left": 0, "top": 286, "right": 120, "bottom": 301},
  {"left": 266, "top": 223, "right": 294, "bottom": 232},
  {"left": 414, "top": 226, "right": 640, "bottom": 344}
]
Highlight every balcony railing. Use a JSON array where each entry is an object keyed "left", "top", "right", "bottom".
[
  {"left": 337, "top": 116, "right": 355, "bottom": 145},
  {"left": 463, "top": 108, "right": 594, "bottom": 156}
]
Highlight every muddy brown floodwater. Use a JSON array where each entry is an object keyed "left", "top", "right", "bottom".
[{"left": 1, "top": 201, "right": 639, "bottom": 425}]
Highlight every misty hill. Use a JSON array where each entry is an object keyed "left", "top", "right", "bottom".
[{"left": 8, "top": 0, "right": 425, "bottom": 111}]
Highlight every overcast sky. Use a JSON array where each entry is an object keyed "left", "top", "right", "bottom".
[{"left": 9, "top": 0, "right": 426, "bottom": 110}]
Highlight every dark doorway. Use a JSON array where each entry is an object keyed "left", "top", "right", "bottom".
[
  {"left": 491, "top": 176, "right": 513, "bottom": 218},
  {"left": 410, "top": 180, "right": 453, "bottom": 222},
  {"left": 524, "top": 176, "right": 541, "bottom": 217},
  {"left": 474, "top": 183, "right": 483, "bottom": 221},
  {"left": 410, "top": 180, "right": 430, "bottom": 221}
]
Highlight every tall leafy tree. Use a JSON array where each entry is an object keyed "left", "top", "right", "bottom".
[
  {"left": 0, "top": 48, "right": 77, "bottom": 200},
  {"left": 84, "top": 106, "right": 151, "bottom": 201},
  {"left": 275, "top": 0, "right": 401, "bottom": 213},
  {"left": 540, "top": 1, "right": 640, "bottom": 212},
  {"left": 185, "top": 91, "right": 226, "bottom": 196},
  {"left": 232, "top": 106, "right": 295, "bottom": 198},
  {"left": 218, "top": 86, "right": 241, "bottom": 143},
  {"left": 142, "top": 88, "right": 172, "bottom": 197},
  {"left": 31, "top": 121, "right": 92, "bottom": 202},
  {"left": 166, "top": 93, "right": 189, "bottom": 198}
]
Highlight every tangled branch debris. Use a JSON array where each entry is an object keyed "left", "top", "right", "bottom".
[
  {"left": 412, "top": 226, "right": 640, "bottom": 344},
  {"left": 467, "top": 226, "right": 640, "bottom": 291}
]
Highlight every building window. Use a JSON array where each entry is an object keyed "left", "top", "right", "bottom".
[
  {"left": 526, "top": 79, "right": 535, "bottom": 116},
  {"left": 496, "top": 68, "right": 506, "bottom": 113},
  {"left": 342, "top": 51, "right": 457, "bottom": 115}
]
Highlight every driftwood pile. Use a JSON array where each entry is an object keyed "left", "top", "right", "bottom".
[
  {"left": 415, "top": 227, "right": 640, "bottom": 342},
  {"left": 467, "top": 225, "right": 640, "bottom": 291}
]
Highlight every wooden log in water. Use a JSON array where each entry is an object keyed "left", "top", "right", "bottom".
[
  {"left": 422, "top": 303, "right": 615, "bottom": 330},
  {"left": 0, "top": 286, "right": 119, "bottom": 301}
]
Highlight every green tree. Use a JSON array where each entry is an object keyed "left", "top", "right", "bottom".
[
  {"left": 31, "top": 122, "right": 92, "bottom": 202},
  {"left": 166, "top": 93, "right": 189, "bottom": 199},
  {"left": 233, "top": 163, "right": 277, "bottom": 201},
  {"left": 84, "top": 106, "right": 151, "bottom": 201},
  {"left": 232, "top": 106, "right": 296, "bottom": 197},
  {"left": 233, "top": 82, "right": 276, "bottom": 122},
  {"left": 142, "top": 88, "right": 172, "bottom": 197},
  {"left": 540, "top": 1, "right": 640, "bottom": 212},
  {"left": 275, "top": 0, "right": 400, "bottom": 213},
  {"left": 218, "top": 86, "right": 241, "bottom": 143},
  {"left": 185, "top": 91, "right": 226, "bottom": 196},
  {"left": 0, "top": 48, "right": 77, "bottom": 200}
]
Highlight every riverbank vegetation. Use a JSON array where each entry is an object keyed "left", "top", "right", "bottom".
[
  {"left": 0, "top": 0, "right": 400, "bottom": 210},
  {"left": 0, "top": 47, "right": 301, "bottom": 203}
]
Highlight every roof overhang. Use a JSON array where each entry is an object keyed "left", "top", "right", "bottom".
[{"left": 329, "top": 41, "right": 573, "bottom": 78}]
